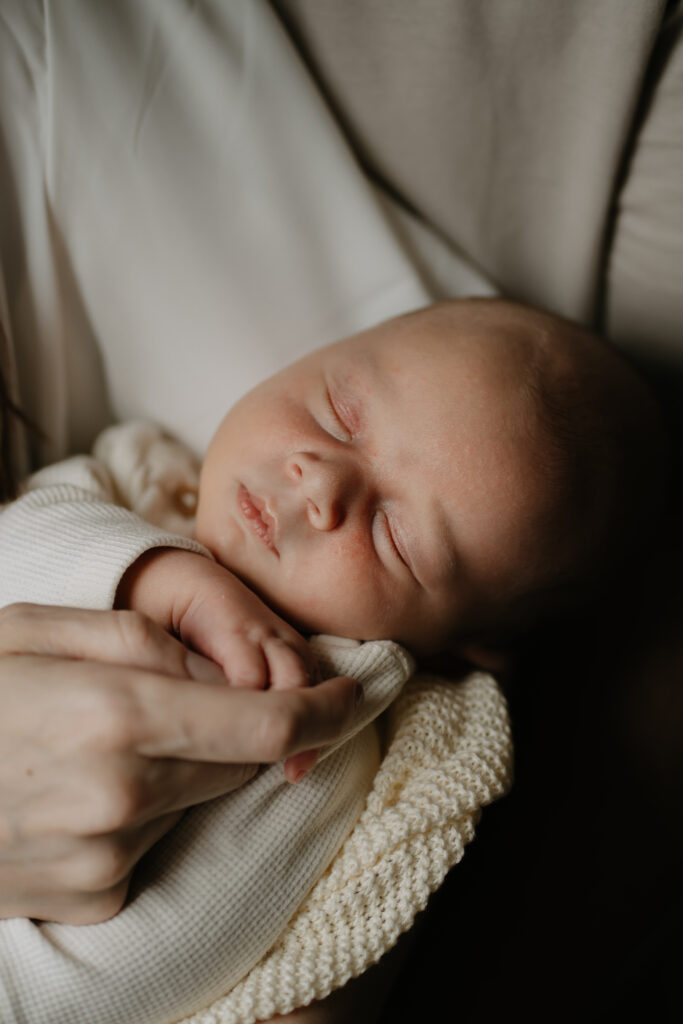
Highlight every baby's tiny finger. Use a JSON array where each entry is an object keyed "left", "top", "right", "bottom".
[
  {"left": 284, "top": 747, "right": 320, "bottom": 783},
  {"left": 223, "top": 643, "right": 269, "bottom": 689},
  {"left": 264, "top": 637, "right": 311, "bottom": 690}
]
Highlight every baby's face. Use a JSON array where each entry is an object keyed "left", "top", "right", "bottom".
[{"left": 195, "top": 306, "right": 552, "bottom": 656}]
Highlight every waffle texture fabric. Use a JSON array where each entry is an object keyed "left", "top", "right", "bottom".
[{"left": 182, "top": 668, "right": 512, "bottom": 1024}]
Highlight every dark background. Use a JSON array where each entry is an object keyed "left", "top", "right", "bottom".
[{"left": 380, "top": 523, "right": 683, "bottom": 1022}]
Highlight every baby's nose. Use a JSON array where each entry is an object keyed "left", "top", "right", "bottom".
[{"left": 287, "top": 452, "right": 351, "bottom": 532}]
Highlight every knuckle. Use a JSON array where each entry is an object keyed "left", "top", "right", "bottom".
[
  {"left": 245, "top": 623, "right": 271, "bottom": 647},
  {"left": 63, "top": 840, "right": 133, "bottom": 894},
  {"left": 89, "top": 844, "right": 132, "bottom": 892},
  {"left": 80, "top": 685, "right": 140, "bottom": 753},
  {"left": 68, "top": 766, "right": 146, "bottom": 835},
  {"left": 92, "top": 777, "right": 145, "bottom": 832}
]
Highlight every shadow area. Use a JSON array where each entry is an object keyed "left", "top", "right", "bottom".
[{"left": 380, "top": 350, "right": 683, "bottom": 1023}]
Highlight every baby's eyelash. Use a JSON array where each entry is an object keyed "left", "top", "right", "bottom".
[
  {"left": 387, "top": 521, "right": 408, "bottom": 568},
  {"left": 326, "top": 389, "right": 352, "bottom": 440},
  {"left": 374, "top": 509, "right": 410, "bottom": 572}
]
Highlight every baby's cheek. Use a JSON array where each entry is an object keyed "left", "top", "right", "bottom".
[
  {"left": 293, "top": 534, "right": 381, "bottom": 636},
  {"left": 334, "top": 530, "right": 372, "bottom": 570},
  {"left": 327, "top": 538, "right": 391, "bottom": 632}
]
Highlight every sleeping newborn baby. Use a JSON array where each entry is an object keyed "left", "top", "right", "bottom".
[
  {"left": 111, "top": 296, "right": 667, "bottom": 688},
  {"left": 8, "top": 296, "right": 666, "bottom": 1024}
]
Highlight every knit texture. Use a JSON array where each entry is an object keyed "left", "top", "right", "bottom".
[{"left": 181, "top": 669, "right": 512, "bottom": 1024}]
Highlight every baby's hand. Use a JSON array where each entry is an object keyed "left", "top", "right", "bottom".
[{"left": 116, "top": 549, "right": 317, "bottom": 691}]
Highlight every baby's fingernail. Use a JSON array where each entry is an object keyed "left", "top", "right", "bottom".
[
  {"left": 284, "top": 760, "right": 308, "bottom": 784},
  {"left": 285, "top": 747, "right": 320, "bottom": 783}
]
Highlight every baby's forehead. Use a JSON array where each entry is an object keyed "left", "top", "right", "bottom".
[
  {"left": 317, "top": 306, "right": 591, "bottom": 489},
  {"left": 339, "top": 307, "right": 533, "bottom": 379},
  {"left": 385, "top": 304, "right": 546, "bottom": 369}
]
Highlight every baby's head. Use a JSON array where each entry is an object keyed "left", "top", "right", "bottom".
[{"left": 196, "top": 299, "right": 667, "bottom": 667}]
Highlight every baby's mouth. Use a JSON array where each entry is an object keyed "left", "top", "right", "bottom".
[{"left": 238, "top": 485, "right": 279, "bottom": 555}]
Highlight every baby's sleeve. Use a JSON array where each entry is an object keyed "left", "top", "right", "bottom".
[{"left": 0, "top": 447, "right": 209, "bottom": 612}]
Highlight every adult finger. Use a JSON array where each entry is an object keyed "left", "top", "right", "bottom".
[
  {"left": 131, "top": 671, "right": 362, "bottom": 762},
  {"left": 0, "top": 809, "right": 183, "bottom": 925},
  {"left": 34, "top": 812, "right": 183, "bottom": 925},
  {"left": 1, "top": 650, "right": 360, "bottom": 765},
  {"left": 15, "top": 753, "right": 259, "bottom": 841},
  {"left": 0, "top": 603, "right": 224, "bottom": 683}
]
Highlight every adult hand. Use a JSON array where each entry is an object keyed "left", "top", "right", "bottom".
[{"left": 0, "top": 603, "right": 360, "bottom": 925}]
